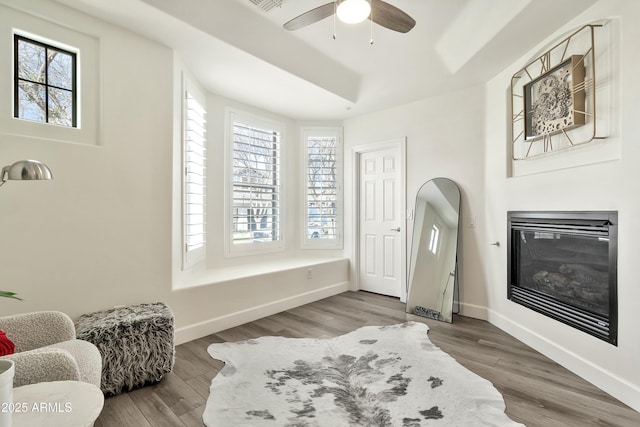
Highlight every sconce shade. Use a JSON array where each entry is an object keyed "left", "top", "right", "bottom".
[
  {"left": 337, "top": 0, "right": 371, "bottom": 24},
  {"left": 1, "top": 160, "right": 53, "bottom": 182}
]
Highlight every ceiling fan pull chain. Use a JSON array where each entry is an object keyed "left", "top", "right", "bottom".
[{"left": 369, "top": 0, "right": 374, "bottom": 45}]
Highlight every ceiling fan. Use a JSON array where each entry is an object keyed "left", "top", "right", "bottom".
[{"left": 283, "top": 0, "right": 416, "bottom": 34}]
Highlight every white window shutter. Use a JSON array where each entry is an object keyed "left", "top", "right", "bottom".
[
  {"left": 231, "top": 120, "right": 281, "bottom": 246},
  {"left": 184, "top": 91, "right": 206, "bottom": 265}
]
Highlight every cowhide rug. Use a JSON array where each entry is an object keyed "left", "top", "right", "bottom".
[{"left": 203, "top": 322, "right": 523, "bottom": 426}]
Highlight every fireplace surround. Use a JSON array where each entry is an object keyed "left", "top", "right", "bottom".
[{"left": 507, "top": 211, "right": 617, "bottom": 345}]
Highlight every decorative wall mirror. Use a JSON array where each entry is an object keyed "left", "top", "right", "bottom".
[{"left": 406, "top": 178, "right": 461, "bottom": 323}]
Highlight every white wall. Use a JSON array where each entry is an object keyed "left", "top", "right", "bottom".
[
  {"left": 483, "top": 0, "right": 640, "bottom": 411},
  {"left": 0, "top": 0, "right": 176, "bottom": 318},
  {"left": 343, "top": 85, "right": 488, "bottom": 316},
  {"left": 0, "top": 0, "right": 349, "bottom": 345}
]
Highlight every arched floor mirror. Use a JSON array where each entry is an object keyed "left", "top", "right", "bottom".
[{"left": 406, "top": 178, "right": 461, "bottom": 323}]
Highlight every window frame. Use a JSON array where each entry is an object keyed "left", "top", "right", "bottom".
[
  {"left": 182, "top": 79, "right": 207, "bottom": 268},
  {"left": 225, "top": 109, "right": 285, "bottom": 256},
  {"left": 14, "top": 34, "right": 77, "bottom": 127},
  {"left": 1, "top": 9, "right": 100, "bottom": 146},
  {"left": 301, "top": 127, "right": 343, "bottom": 249}
]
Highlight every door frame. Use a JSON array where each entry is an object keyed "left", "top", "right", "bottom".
[{"left": 351, "top": 137, "right": 407, "bottom": 302}]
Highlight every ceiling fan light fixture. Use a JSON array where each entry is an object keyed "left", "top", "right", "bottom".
[{"left": 336, "top": 0, "right": 371, "bottom": 24}]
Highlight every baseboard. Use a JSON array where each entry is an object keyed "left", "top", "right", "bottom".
[
  {"left": 485, "top": 308, "right": 640, "bottom": 412},
  {"left": 174, "top": 281, "right": 350, "bottom": 345},
  {"left": 457, "top": 302, "right": 488, "bottom": 320}
]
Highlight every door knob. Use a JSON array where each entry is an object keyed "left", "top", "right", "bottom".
[{"left": 390, "top": 227, "right": 401, "bottom": 232}]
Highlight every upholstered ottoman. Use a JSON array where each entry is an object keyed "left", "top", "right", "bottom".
[{"left": 75, "top": 302, "right": 175, "bottom": 396}]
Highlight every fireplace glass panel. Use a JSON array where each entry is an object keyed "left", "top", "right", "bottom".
[{"left": 515, "top": 230, "right": 609, "bottom": 317}]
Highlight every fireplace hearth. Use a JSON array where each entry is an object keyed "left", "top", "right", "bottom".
[{"left": 507, "top": 211, "right": 617, "bottom": 345}]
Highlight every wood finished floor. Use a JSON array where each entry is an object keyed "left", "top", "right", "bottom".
[{"left": 94, "top": 291, "right": 640, "bottom": 427}]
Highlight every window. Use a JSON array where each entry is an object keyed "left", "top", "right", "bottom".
[
  {"left": 183, "top": 89, "right": 206, "bottom": 267},
  {"left": 302, "top": 128, "right": 342, "bottom": 248},
  {"left": 429, "top": 224, "right": 440, "bottom": 255},
  {"left": 228, "top": 111, "right": 282, "bottom": 253},
  {"left": 3, "top": 12, "right": 99, "bottom": 146},
  {"left": 14, "top": 35, "right": 77, "bottom": 127}
]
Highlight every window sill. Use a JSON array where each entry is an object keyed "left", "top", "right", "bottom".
[{"left": 173, "top": 256, "right": 349, "bottom": 290}]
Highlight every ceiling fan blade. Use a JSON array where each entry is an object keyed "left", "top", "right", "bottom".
[
  {"left": 372, "top": 0, "right": 416, "bottom": 33},
  {"left": 283, "top": 3, "right": 335, "bottom": 31}
]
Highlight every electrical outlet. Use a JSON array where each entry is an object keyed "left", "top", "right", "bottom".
[
  {"left": 469, "top": 215, "right": 476, "bottom": 228},
  {"left": 307, "top": 268, "right": 313, "bottom": 279}
]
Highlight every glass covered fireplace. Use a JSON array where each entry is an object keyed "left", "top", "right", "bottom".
[{"left": 507, "top": 211, "right": 617, "bottom": 345}]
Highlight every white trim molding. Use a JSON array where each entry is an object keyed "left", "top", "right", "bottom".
[
  {"left": 174, "top": 281, "right": 350, "bottom": 345},
  {"left": 486, "top": 306, "right": 640, "bottom": 413}
]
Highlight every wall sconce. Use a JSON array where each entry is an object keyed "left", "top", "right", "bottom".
[{"left": 0, "top": 160, "right": 53, "bottom": 188}]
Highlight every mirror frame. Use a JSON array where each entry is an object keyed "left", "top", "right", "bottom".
[{"left": 405, "top": 177, "right": 461, "bottom": 322}]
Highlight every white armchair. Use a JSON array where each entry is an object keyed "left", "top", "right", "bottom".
[{"left": 0, "top": 311, "right": 102, "bottom": 388}]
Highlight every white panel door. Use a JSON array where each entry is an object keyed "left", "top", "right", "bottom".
[{"left": 359, "top": 146, "right": 403, "bottom": 297}]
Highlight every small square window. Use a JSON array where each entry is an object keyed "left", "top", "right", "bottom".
[{"left": 14, "top": 35, "right": 77, "bottom": 127}]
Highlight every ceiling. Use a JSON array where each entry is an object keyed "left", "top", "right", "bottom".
[{"left": 54, "top": 0, "right": 597, "bottom": 120}]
